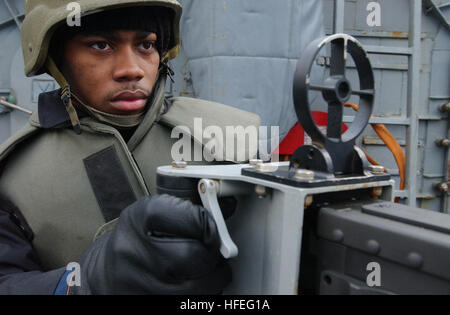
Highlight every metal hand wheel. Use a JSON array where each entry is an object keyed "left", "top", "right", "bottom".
[{"left": 291, "top": 34, "right": 375, "bottom": 176}]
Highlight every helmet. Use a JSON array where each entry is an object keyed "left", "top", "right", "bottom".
[{"left": 22, "top": 0, "right": 182, "bottom": 77}]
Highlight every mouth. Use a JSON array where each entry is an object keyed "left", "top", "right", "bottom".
[{"left": 109, "top": 90, "right": 149, "bottom": 112}]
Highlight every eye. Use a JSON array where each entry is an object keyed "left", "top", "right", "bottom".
[
  {"left": 90, "top": 42, "right": 111, "bottom": 51},
  {"left": 139, "top": 41, "right": 155, "bottom": 51}
]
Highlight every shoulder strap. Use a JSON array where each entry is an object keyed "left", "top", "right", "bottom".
[{"left": 160, "top": 97, "right": 261, "bottom": 162}]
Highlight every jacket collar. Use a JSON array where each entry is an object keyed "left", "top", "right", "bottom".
[{"left": 37, "top": 89, "right": 87, "bottom": 129}]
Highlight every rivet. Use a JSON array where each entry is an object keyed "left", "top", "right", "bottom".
[
  {"left": 366, "top": 240, "right": 380, "bottom": 254},
  {"left": 407, "top": 252, "right": 423, "bottom": 269},
  {"left": 331, "top": 229, "right": 344, "bottom": 242}
]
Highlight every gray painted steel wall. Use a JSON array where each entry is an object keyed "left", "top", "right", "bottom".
[
  {"left": 320, "top": 0, "right": 449, "bottom": 211},
  {"left": 0, "top": 0, "right": 24, "bottom": 142},
  {"left": 169, "top": 0, "right": 326, "bottom": 160},
  {"left": 0, "top": 0, "right": 449, "bottom": 212}
]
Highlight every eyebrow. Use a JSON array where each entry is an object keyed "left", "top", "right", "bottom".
[
  {"left": 80, "top": 30, "right": 119, "bottom": 41},
  {"left": 135, "top": 31, "right": 154, "bottom": 40},
  {"left": 79, "top": 30, "right": 155, "bottom": 41}
]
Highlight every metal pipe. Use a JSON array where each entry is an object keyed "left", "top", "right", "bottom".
[
  {"left": 3, "top": 0, "right": 22, "bottom": 29},
  {"left": 0, "top": 99, "right": 32, "bottom": 115}
]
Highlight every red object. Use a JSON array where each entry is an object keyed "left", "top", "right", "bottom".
[{"left": 274, "top": 111, "right": 348, "bottom": 155}]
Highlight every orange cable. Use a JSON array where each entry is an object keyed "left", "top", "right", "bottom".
[{"left": 344, "top": 103, "right": 406, "bottom": 196}]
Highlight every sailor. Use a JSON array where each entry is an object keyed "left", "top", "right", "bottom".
[{"left": 0, "top": 0, "right": 260, "bottom": 294}]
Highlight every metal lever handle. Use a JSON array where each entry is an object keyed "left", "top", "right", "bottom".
[
  {"left": 198, "top": 179, "right": 238, "bottom": 259},
  {"left": 0, "top": 98, "right": 32, "bottom": 115}
]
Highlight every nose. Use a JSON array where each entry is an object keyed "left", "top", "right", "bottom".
[{"left": 112, "top": 46, "right": 145, "bottom": 82}]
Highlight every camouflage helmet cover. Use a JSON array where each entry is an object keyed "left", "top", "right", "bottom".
[{"left": 22, "top": 0, "right": 182, "bottom": 77}]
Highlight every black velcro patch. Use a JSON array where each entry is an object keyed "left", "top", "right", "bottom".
[{"left": 84, "top": 146, "right": 137, "bottom": 222}]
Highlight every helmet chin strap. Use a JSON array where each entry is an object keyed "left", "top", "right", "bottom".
[
  {"left": 45, "top": 57, "right": 82, "bottom": 134},
  {"left": 72, "top": 93, "right": 146, "bottom": 129},
  {"left": 45, "top": 56, "right": 172, "bottom": 134}
]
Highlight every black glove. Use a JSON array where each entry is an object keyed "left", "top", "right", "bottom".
[{"left": 71, "top": 195, "right": 231, "bottom": 295}]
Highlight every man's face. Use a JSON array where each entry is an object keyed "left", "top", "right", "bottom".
[{"left": 62, "top": 30, "right": 160, "bottom": 115}]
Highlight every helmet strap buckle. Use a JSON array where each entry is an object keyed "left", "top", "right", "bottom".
[
  {"left": 160, "top": 59, "right": 175, "bottom": 83},
  {"left": 61, "top": 85, "right": 82, "bottom": 135}
]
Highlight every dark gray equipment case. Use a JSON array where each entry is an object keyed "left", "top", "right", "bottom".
[{"left": 300, "top": 201, "right": 450, "bottom": 295}]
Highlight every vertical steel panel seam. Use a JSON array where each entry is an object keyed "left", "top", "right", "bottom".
[
  {"left": 279, "top": 0, "right": 296, "bottom": 127},
  {"left": 405, "top": 0, "right": 422, "bottom": 207},
  {"left": 333, "top": 0, "right": 345, "bottom": 33}
]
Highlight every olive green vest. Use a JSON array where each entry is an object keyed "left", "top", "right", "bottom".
[{"left": 0, "top": 93, "right": 260, "bottom": 270}]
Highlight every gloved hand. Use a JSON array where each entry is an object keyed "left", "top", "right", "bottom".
[{"left": 71, "top": 195, "right": 231, "bottom": 295}]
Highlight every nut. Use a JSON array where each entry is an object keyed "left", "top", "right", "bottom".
[
  {"left": 440, "top": 102, "right": 450, "bottom": 113},
  {"left": 434, "top": 182, "right": 449, "bottom": 193},
  {"left": 369, "top": 165, "right": 385, "bottom": 175},
  {"left": 255, "top": 185, "right": 267, "bottom": 199},
  {"left": 294, "top": 169, "right": 315, "bottom": 180},
  {"left": 370, "top": 187, "right": 383, "bottom": 199},
  {"left": 249, "top": 159, "right": 264, "bottom": 166},
  {"left": 171, "top": 161, "right": 187, "bottom": 169},
  {"left": 436, "top": 139, "right": 450, "bottom": 147},
  {"left": 255, "top": 162, "right": 279, "bottom": 173},
  {"left": 304, "top": 195, "right": 314, "bottom": 208}
]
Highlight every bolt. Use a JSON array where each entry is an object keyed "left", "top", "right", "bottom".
[
  {"left": 7, "top": 92, "right": 16, "bottom": 105},
  {"left": 434, "top": 182, "right": 449, "bottom": 193},
  {"left": 171, "top": 161, "right": 187, "bottom": 169},
  {"left": 200, "top": 183, "right": 206, "bottom": 194},
  {"left": 436, "top": 139, "right": 450, "bottom": 147},
  {"left": 249, "top": 159, "right": 263, "bottom": 166},
  {"left": 294, "top": 169, "right": 315, "bottom": 180},
  {"left": 440, "top": 102, "right": 450, "bottom": 113},
  {"left": 304, "top": 195, "right": 314, "bottom": 208},
  {"left": 255, "top": 185, "right": 267, "bottom": 199},
  {"left": 255, "top": 162, "right": 278, "bottom": 173},
  {"left": 370, "top": 187, "right": 383, "bottom": 199},
  {"left": 369, "top": 165, "right": 385, "bottom": 175}
]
